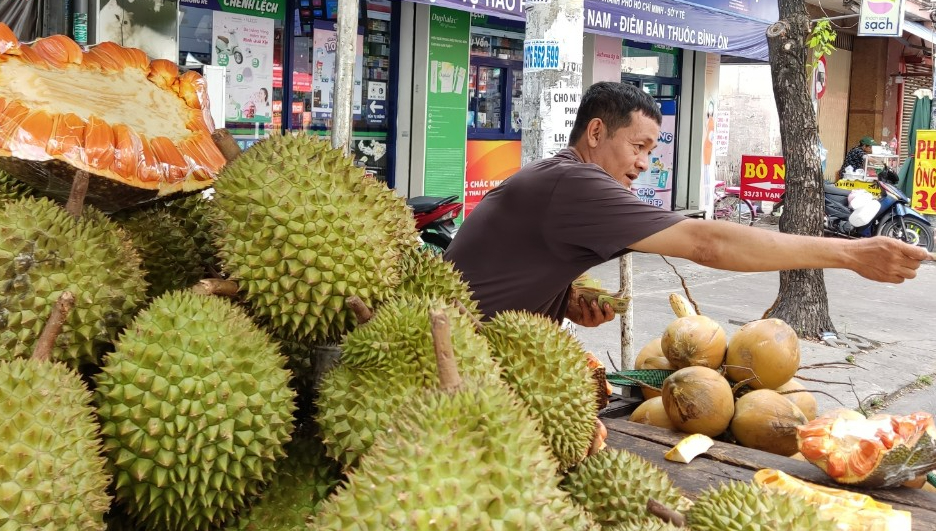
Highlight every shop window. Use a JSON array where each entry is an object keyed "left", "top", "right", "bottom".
[{"left": 468, "top": 16, "right": 523, "bottom": 140}]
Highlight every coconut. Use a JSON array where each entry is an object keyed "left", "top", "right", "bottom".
[
  {"left": 635, "top": 338, "right": 663, "bottom": 368},
  {"left": 661, "top": 316, "right": 727, "bottom": 370},
  {"left": 629, "top": 397, "right": 676, "bottom": 431},
  {"left": 661, "top": 366, "right": 734, "bottom": 437},
  {"left": 724, "top": 318, "right": 800, "bottom": 389},
  {"left": 730, "top": 389, "right": 808, "bottom": 456},
  {"left": 774, "top": 379, "right": 817, "bottom": 421},
  {"left": 638, "top": 355, "right": 675, "bottom": 400}
]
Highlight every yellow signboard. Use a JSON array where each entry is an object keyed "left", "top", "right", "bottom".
[
  {"left": 835, "top": 178, "right": 882, "bottom": 198},
  {"left": 911, "top": 129, "right": 936, "bottom": 215}
]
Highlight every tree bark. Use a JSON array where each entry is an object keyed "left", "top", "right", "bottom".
[{"left": 764, "top": 0, "right": 835, "bottom": 338}]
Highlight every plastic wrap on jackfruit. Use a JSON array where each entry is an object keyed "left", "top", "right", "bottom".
[{"left": 0, "top": 23, "right": 224, "bottom": 213}]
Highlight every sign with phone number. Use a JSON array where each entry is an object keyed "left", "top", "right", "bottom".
[{"left": 911, "top": 130, "right": 936, "bottom": 215}]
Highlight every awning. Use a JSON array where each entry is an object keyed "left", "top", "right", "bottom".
[{"left": 904, "top": 19, "right": 936, "bottom": 45}]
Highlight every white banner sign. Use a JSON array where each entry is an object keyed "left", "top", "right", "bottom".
[
  {"left": 212, "top": 11, "right": 274, "bottom": 123},
  {"left": 858, "top": 0, "right": 905, "bottom": 37}
]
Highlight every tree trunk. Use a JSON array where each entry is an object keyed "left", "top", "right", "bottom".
[{"left": 764, "top": 0, "right": 835, "bottom": 338}]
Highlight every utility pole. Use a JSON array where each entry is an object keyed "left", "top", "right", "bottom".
[{"left": 333, "top": 0, "right": 359, "bottom": 154}]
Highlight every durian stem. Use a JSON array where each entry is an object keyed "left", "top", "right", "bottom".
[
  {"left": 211, "top": 129, "right": 243, "bottom": 163},
  {"left": 429, "top": 309, "right": 461, "bottom": 392},
  {"left": 65, "top": 169, "right": 89, "bottom": 219},
  {"left": 346, "top": 296, "right": 373, "bottom": 324},
  {"left": 191, "top": 278, "right": 239, "bottom": 297},
  {"left": 32, "top": 291, "right": 76, "bottom": 363},
  {"left": 453, "top": 299, "right": 484, "bottom": 331},
  {"left": 647, "top": 499, "right": 686, "bottom": 527}
]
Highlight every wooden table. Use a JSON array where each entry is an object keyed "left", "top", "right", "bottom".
[{"left": 604, "top": 418, "right": 936, "bottom": 530}]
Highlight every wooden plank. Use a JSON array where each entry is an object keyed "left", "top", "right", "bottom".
[{"left": 604, "top": 418, "right": 936, "bottom": 530}]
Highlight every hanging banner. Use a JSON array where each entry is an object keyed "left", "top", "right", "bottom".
[
  {"left": 212, "top": 11, "right": 274, "bottom": 123},
  {"left": 911, "top": 130, "right": 936, "bottom": 215},
  {"left": 465, "top": 140, "right": 521, "bottom": 217},
  {"left": 97, "top": 0, "right": 179, "bottom": 61},
  {"left": 311, "top": 20, "right": 365, "bottom": 118},
  {"left": 857, "top": 0, "right": 905, "bottom": 37},
  {"left": 406, "top": 0, "right": 524, "bottom": 21},
  {"left": 180, "top": 0, "right": 286, "bottom": 19},
  {"left": 632, "top": 99, "right": 677, "bottom": 210}
]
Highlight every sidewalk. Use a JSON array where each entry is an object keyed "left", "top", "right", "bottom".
[{"left": 577, "top": 246, "right": 936, "bottom": 417}]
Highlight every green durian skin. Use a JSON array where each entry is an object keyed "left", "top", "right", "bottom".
[
  {"left": 561, "top": 449, "right": 683, "bottom": 529},
  {"left": 483, "top": 310, "right": 598, "bottom": 470},
  {"left": 211, "top": 133, "right": 417, "bottom": 343},
  {"left": 396, "top": 245, "right": 480, "bottom": 316},
  {"left": 0, "top": 169, "right": 33, "bottom": 203},
  {"left": 227, "top": 427, "right": 343, "bottom": 531},
  {"left": 94, "top": 290, "right": 297, "bottom": 531},
  {"left": 0, "top": 358, "right": 111, "bottom": 530},
  {"left": 687, "top": 481, "right": 838, "bottom": 531},
  {"left": 313, "top": 378, "right": 598, "bottom": 531},
  {"left": 0, "top": 197, "right": 147, "bottom": 367},
  {"left": 608, "top": 519, "right": 683, "bottom": 531},
  {"left": 315, "top": 296, "right": 499, "bottom": 468}
]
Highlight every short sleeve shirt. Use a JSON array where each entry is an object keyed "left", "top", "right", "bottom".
[{"left": 443, "top": 148, "right": 686, "bottom": 321}]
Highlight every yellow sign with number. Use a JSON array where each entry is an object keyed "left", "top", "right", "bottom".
[{"left": 911, "top": 129, "right": 936, "bottom": 214}]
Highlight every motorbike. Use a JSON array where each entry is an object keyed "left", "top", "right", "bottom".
[
  {"left": 823, "top": 168, "right": 934, "bottom": 252},
  {"left": 406, "top": 195, "right": 463, "bottom": 253}
]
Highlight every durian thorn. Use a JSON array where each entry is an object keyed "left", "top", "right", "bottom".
[
  {"left": 191, "top": 278, "right": 240, "bottom": 298},
  {"left": 346, "top": 296, "right": 373, "bottom": 324},
  {"left": 429, "top": 309, "right": 461, "bottom": 392},
  {"left": 452, "top": 299, "right": 484, "bottom": 332},
  {"left": 647, "top": 498, "right": 687, "bottom": 527},
  {"left": 31, "top": 291, "right": 76, "bottom": 363},
  {"left": 65, "top": 169, "right": 89, "bottom": 219},
  {"left": 211, "top": 128, "right": 242, "bottom": 163}
]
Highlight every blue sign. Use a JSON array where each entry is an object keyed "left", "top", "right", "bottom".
[
  {"left": 682, "top": 0, "right": 778, "bottom": 23},
  {"left": 584, "top": 0, "right": 771, "bottom": 61},
  {"left": 523, "top": 40, "right": 560, "bottom": 71},
  {"left": 365, "top": 99, "right": 386, "bottom": 126}
]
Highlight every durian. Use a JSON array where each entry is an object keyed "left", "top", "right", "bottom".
[
  {"left": 686, "top": 481, "right": 837, "bottom": 531},
  {"left": 0, "top": 197, "right": 147, "bottom": 367},
  {"left": 315, "top": 296, "right": 498, "bottom": 468},
  {"left": 561, "top": 449, "right": 684, "bottom": 529},
  {"left": 483, "top": 310, "right": 598, "bottom": 470},
  {"left": 94, "top": 291, "right": 297, "bottom": 531},
  {"left": 0, "top": 168, "right": 33, "bottom": 202},
  {"left": 396, "top": 244, "right": 479, "bottom": 314},
  {"left": 211, "top": 133, "right": 417, "bottom": 343},
  {"left": 610, "top": 519, "right": 684, "bottom": 531}
]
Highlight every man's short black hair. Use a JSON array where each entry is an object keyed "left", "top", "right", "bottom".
[{"left": 568, "top": 82, "right": 663, "bottom": 145}]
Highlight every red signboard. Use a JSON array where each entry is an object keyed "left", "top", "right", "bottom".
[{"left": 740, "top": 155, "right": 786, "bottom": 201}]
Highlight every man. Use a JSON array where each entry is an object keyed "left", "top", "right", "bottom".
[
  {"left": 838, "top": 136, "right": 874, "bottom": 181},
  {"left": 444, "top": 83, "right": 929, "bottom": 327}
]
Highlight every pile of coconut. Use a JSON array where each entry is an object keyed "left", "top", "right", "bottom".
[{"left": 629, "top": 296, "right": 817, "bottom": 458}]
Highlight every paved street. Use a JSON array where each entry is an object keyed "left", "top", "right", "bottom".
[{"left": 575, "top": 236, "right": 936, "bottom": 417}]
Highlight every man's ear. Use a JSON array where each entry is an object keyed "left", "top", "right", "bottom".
[{"left": 586, "top": 118, "right": 604, "bottom": 148}]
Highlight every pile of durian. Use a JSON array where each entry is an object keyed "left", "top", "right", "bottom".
[{"left": 1, "top": 134, "right": 840, "bottom": 530}]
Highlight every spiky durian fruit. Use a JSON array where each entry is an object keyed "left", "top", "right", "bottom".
[
  {"left": 0, "top": 168, "right": 33, "bottom": 202},
  {"left": 0, "top": 197, "right": 147, "bottom": 367},
  {"left": 227, "top": 426, "right": 343, "bottom": 531},
  {"left": 94, "top": 291, "right": 297, "bottom": 531},
  {"left": 0, "top": 358, "right": 111, "bottom": 529},
  {"left": 561, "top": 449, "right": 684, "bottom": 528},
  {"left": 687, "top": 481, "right": 837, "bottom": 531},
  {"left": 611, "top": 519, "right": 683, "bottom": 531},
  {"left": 315, "top": 296, "right": 498, "bottom": 468},
  {"left": 483, "top": 311, "right": 598, "bottom": 470},
  {"left": 211, "top": 133, "right": 418, "bottom": 343},
  {"left": 313, "top": 377, "right": 597, "bottom": 530},
  {"left": 396, "top": 244, "right": 479, "bottom": 314}
]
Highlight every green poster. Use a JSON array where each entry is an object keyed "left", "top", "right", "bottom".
[
  {"left": 425, "top": 7, "right": 470, "bottom": 202},
  {"left": 180, "top": 1, "right": 286, "bottom": 20}
]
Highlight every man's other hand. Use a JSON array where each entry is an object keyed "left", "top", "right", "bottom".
[{"left": 566, "top": 295, "right": 615, "bottom": 327}]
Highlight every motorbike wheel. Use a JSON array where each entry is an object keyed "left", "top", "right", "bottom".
[
  {"left": 419, "top": 232, "right": 451, "bottom": 255},
  {"left": 876, "top": 217, "right": 935, "bottom": 252},
  {"left": 234, "top": 51, "right": 243, "bottom": 64}
]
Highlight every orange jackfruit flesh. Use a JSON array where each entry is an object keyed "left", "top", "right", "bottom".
[
  {"left": 0, "top": 25, "right": 225, "bottom": 212},
  {"left": 796, "top": 410, "right": 936, "bottom": 488}
]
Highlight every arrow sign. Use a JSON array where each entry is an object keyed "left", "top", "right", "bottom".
[
  {"left": 746, "top": 181, "right": 786, "bottom": 191},
  {"left": 369, "top": 100, "right": 384, "bottom": 114},
  {"left": 739, "top": 154, "right": 786, "bottom": 201}
]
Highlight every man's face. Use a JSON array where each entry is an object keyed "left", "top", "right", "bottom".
[
  {"left": 594, "top": 111, "right": 660, "bottom": 188},
  {"left": 862, "top": 144, "right": 873, "bottom": 154}
]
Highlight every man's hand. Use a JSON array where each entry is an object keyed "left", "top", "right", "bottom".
[
  {"left": 848, "top": 237, "right": 931, "bottom": 283},
  {"left": 566, "top": 293, "right": 616, "bottom": 327}
]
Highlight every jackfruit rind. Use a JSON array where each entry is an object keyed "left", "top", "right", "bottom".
[
  {"left": 687, "top": 481, "right": 837, "bottom": 531},
  {"left": 0, "top": 197, "right": 147, "bottom": 367},
  {"left": 227, "top": 427, "right": 343, "bottom": 531},
  {"left": 315, "top": 296, "right": 498, "bottom": 468},
  {"left": 483, "top": 310, "right": 598, "bottom": 470},
  {"left": 94, "top": 291, "right": 297, "bottom": 531},
  {"left": 211, "top": 133, "right": 418, "bottom": 343},
  {"left": 561, "top": 449, "right": 683, "bottom": 528},
  {"left": 313, "top": 378, "right": 598, "bottom": 530},
  {"left": 0, "top": 358, "right": 111, "bottom": 530}
]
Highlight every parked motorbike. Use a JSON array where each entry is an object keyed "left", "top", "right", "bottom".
[
  {"left": 824, "top": 169, "right": 934, "bottom": 251},
  {"left": 407, "top": 195, "right": 462, "bottom": 253}
]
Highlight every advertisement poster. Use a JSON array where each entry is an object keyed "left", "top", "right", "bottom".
[
  {"left": 465, "top": 140, "right": 521, "bottom": 217},
  {"left": 858, "top": 0, "right": 905, "bottom": 37},
  {"left": 181, "top": 0, "right": 286, "bottom": 19},
  {"left": 311, "top": 20, "right": 364, "bottom": 118},
  {"left": 911, "top": 130, "right": 936, "bottom": 215},
  {"left": 424, "top": 7, "right": 470, "bottom": 201},
  {"left": 632, "top": 99, "right": 676, "bottom": 210},
  {"left": 351, "top": 137, "right": 389, "bottom": 182},
  {"left": 97, "top": 0, "right": 179, "bottom": 61},
  {"left": 714, "top": 110, "right": 730, "bottom": 157},
  {"left": 212, "top": 11, "right": 274, "bottom": 123},
  {"left": 739, "top": 155, "right": 786, "bottom": 201}
]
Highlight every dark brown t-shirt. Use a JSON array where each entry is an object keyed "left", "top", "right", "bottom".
[{"left": 444, "top": 148, "right": 685, "bottom": 321}]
